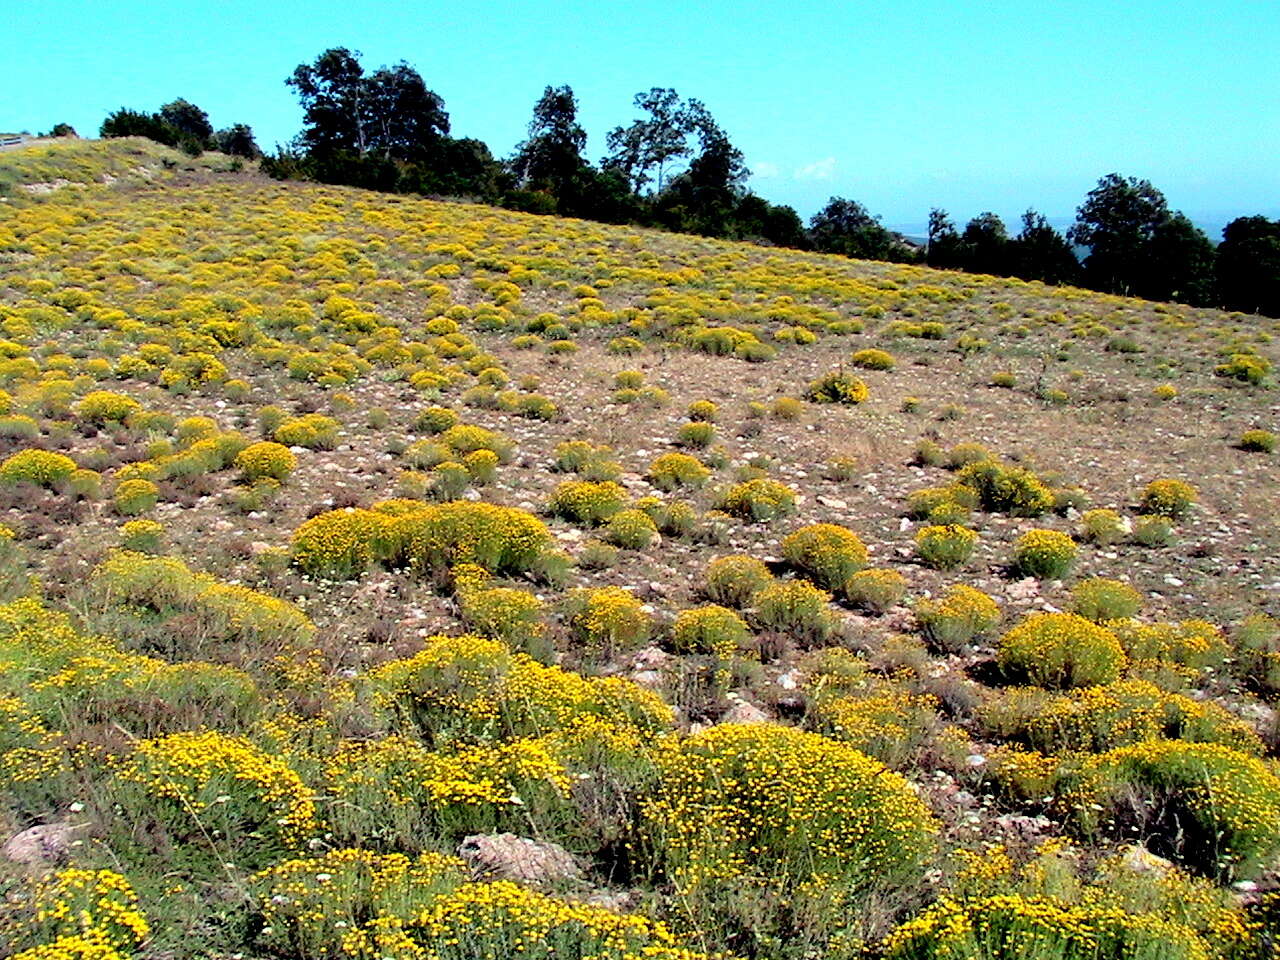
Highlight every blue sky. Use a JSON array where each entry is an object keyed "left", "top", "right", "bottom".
[{"left": 7, "top": 0, "right": 1279, "bottom": 234}]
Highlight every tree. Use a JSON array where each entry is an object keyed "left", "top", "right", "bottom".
[
  {"left": 159, "top": 99, "right": 213, "bottom": 146},
  {"left": 657, "top": 117, "right": 750, "bottom": 237},
  {"left": 926, "top": 208, "right": 963, "bottom": 269},
  {"left": 213, "top": 124, "right": 260, "bottom": 158},
  {"left": 1145, "top": 213, "right": 1215, "bottom": 305},
  {"left": 509, "top": 85, "right": 589, "bottom": 206},
  {"left": 809, "top": 197, "right": 900, "bottom": 260},
  {"left": 603, "top": 88, "right": 701, "bottom": 194},
  {"left": 287, "top": 48, "right": 448, "bottom": 161},
  {"left": 1008, "top": 210, "right": 1080, "bottom": 285},
  {"left": 1216, "top": 216, "right": 1280, "bottom": 317},
  {"left": 100, "top": 108, "right": 178, "bottom": 147},
  {"left": 960, "top": 211, "right": 1010, "bottom": 275},
  {"left": 43, "top": 123, "right": 76, "bottom": 138},
  {"left": 1069, "top": 173, "right": 1169, "bottom": 295}
]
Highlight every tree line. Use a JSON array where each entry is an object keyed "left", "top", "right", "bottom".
[{"left": 93, "top": 47, "right": 1280, "bottom": 317}]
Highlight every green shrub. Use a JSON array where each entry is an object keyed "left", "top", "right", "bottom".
[
  {"left": 671, "top": 604, "right": 750, "bottom": 660},
  {"left": 851, "top": 348, "right": 895, "bottom": 370},
  {"left": 914, "top": 524, "right": 978, "bottom": 570},
  {"left": 0, "top": 449, "right": 76, "bottom": 487},
  {"left": 804, "top": 370, "right": 868, "bottom": 404},
  {"left": 113, "top": 478, "right": 160, "bottom": 516},
  {"left": 431, "top": 461, "right": 471, "bottom": 500},
  {"left": 119, "top": 519, "right": 165, "bottom": 553},
  {"left": 717, "top": 478, "right": 796, "bottom": 523},
  {"left": 1080, "top": 508, "right": 1127, "bottom": 544},
  {"left": 915, "top": 584, "right": 1000, "bottom": 652},
  {"left": 275, "top": 413, "right": 339, "bottom": 450},
  {"left": 842, "top": 568, "right": 907, "bottom": 614},
  {"left": 1239, "top": 429, "right": 1276, "bottom": 453},
  {"left": 1081, "top": 741, "right": 1280, "bottom": 881},
  {"left": 1140, "top": 479, "right": 1197, "bottom": 519},
  {"left": 751, "top": 579, "right": 835, "bottom": 644},
  {"left": 1011, "top": 528, "right": 1077, "bottom": 579},
  {"left": 1071, "top": 577, "right": 1142, "bottom": 622},
  {"left": 781, "top": 523, "right": 868, "bottom": 590},
  {"left": 1132, "top": 514, "right": 1174, "bottom": 547},
  {"left": 564, "top": 586, "right": 652, "bottom": 657},
  {"left": 604, "top": 509, "right": 658, "bottom": 549},
  {"left": 67, "top": 468, "right": 102, "bottom": 499},
  {"left": 946, "top": 442, "right": 991, "bottom": 469},
  {"left": 1214, "top": 353, "right": 1270, "bottom": 385},
  {"left": 676, "top": 421, "right": 716, "bottom": 448},
  {"left": 956, "top": 460, "right": 1053, "bottom": 516},
  {"left": 647, "top": 452, "right": 710, "bottom": 491},
  {"left": 704, "top": 555, "right": 773, "bottom": 607},
  {"left": 997, "top": 612, "right": 1126, "bottom": 688}
]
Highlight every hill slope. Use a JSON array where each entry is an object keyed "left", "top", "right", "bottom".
[{"left": 0, "top": 139, "right": 1276, "bottom": 959}]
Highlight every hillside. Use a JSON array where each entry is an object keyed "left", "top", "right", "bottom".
[{"left": 0, "top": 139, "right": 1277, "bottom": 959}]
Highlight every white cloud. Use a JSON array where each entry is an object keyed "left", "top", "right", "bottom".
[
  {"left": 752, "top": 161, "right": 780, "bottom": 179},
  {"left": 795, "top": 157, "right": 837, "bottom": 181}
]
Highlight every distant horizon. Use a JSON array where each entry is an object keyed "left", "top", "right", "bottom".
[{"left": 7, "top": 1, "right": 1278, "bottom": 233}]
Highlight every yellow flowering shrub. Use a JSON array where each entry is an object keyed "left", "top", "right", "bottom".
[
  {"left": 915, "top": 584, "right": 1001, "bottom": 652},
  {"left": 751, "top": 578, "right": 836, "bottom": 644},
  {"left": 997, "top": 613, "right": 1126, "bottom": 688},
  {"left": 843, "top": 568, "right": 907, "bottom": 613},
  {"left": 564, "top": 586, "right": 652, "bottom": 656},
  {"left": 254, "top": 848, "right": 466, "bottom": 959},
  {"left": 670, "top": 604, "right": 751, "bottom": 660},
  {"left": 1011, "top": 528, "right": 1078, "bottom": 579},
  {"left": 1070, "top": 577, "right": 1142, "bottom": 622},
  {"left": 1077, "top": 741, "right": 1280, "bottom": 881},
  {"left": 234, "top": 440, "right": 297, "bottom": 481},
  {"left": 366, "top": 633, "right": 671, "bottom": 745},
  {"left": 604, "top": 508, "right": 658, "bottom": 549},
  {"left": 882, "top": 894, "right": 1209, "bottom": 960},
  {"left": 914, "top": 523, "right": 978, "bottom": 570},
  {"left": 643, "top": 723, "right": 938, "bottom": 895},
  {"left": 112, "top": 478, "right": 159, "bottom": 515},
  {"left": 702, "top": 554, "right": 773, "bottom": 607},
  {"left": 1141, "top": 478, "right": 1198, "bottom": 519},
  {"left": 438, "top": 423, "right": 514, "bottom": 462},
  {"left": 459, "top": 585, "right": 546, "bottom": 652},
  {"left": 813, "top": 690, "right": 942, "bottom": 769},
  {"left": 804, "top": 369, "right": 868, "bottom": 404},
  {"left": 956, "top": 459, "right": 1054, "bottom": 516},
  {"left": 646, "top": 451, "right": 711, "bottom": 491},
  {"left": 1018, "top": 679, "right": 1263, "bottom": 756},
  {"left": 0, "top": 448, "right": 77, "bottom": 487},
  {"left": 112, "top": 730, "right": 317, "bottom": 863},
  {"left": 781, "top": 522, "right": 868, "bottom": 589},
  {"left": 390, "top": 501, "right": 552, "bottom": 578},
  {"left": 717, "top": 477, "right": 797, "bottom": 522},
  {"left": 547, "top": 479, "right": 627, "bottom": 524},
  {"left": 274, "top": 413, "right": 339, "bottom": 449},
  {"left": 1, "top": 869, "right": 149, "bottom": 959},
  {"left": 1109, "top": 618, "right": 1229, "bottom": 670},
  {"left": 290, "top": 507, "right": 391, "bottom": 578},
  {"left": 73, "top": 390, "right": 141, "bottom": 424}
]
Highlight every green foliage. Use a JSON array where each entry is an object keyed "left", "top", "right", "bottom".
[
  {"left": 113, "top": 478, "right": 160, "bottom": 515},
  {"left": 914, "top": 523, "right": 978, "bottom": 570},
  {"left": 703, "top": 554, "right": 773, "bottom": 607},
  {"left": 547, "top": 479, "right": 627, "bottom": 524},
  {"left": 1071, "top": 578, "right": 1142, "bottom": 622}
]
